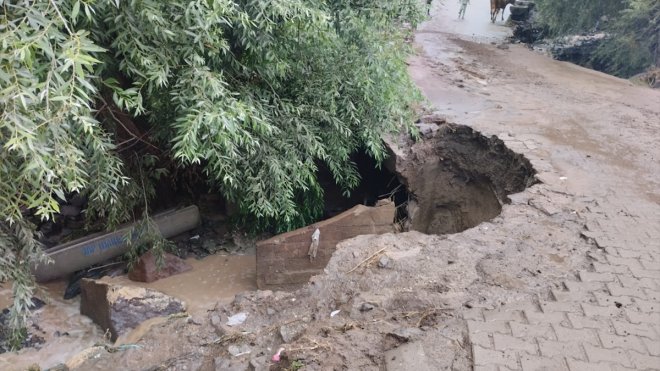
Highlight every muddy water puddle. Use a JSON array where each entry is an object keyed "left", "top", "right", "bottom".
[
  {"left": 0, "top": 254, "right": 256, "bottom": 370},
  {"left": 104, "top": 254, "right": 256, "bottom": 316}
]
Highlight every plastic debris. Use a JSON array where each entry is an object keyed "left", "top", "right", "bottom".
[
  {"left": 226, "top": 312, "right": 247, "bottom": 326},
  {"left": 307, "top": 228, "right": 321, "bottom": 261},
  {"left": 190, "top": 235, "right": 200, "bottom": 240},
  {"left": 272, "top": 347, "right": 285, "bottom": 362},
  {"left": 330, "top": 309, "right": 341, "bottom": 317}
]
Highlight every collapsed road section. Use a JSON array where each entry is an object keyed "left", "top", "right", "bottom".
[{"left": 257, "top": 118, "right": 537, "bottom": 290}]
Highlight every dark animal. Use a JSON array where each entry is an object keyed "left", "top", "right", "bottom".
[{"left": 490, "top": 0, "right": 515, "bottom": 23}]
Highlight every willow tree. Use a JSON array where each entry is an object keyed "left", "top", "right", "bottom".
[
  {"left": 0, "top": 0, "right": 424, "bottom": 343},
  {"left": 535, "top": 0, "right": 659, "bottom": 77}
]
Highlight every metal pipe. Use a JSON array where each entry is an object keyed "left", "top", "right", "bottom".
[{"left": 32, "top": 206, "right": 200, "bottom": 282}]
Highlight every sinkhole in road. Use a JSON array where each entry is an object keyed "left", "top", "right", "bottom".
[{"left": 322, "top": 120, "right": 538, "bottom": 235}]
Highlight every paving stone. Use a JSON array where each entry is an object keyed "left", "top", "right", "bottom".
[
  {"left": 510, "top": 322, "right": 556, "bottom": 340},
  {"left": 493, "top": 333, "right": 539, "bottom": 354},
  {"left": 581, "top": 303, "right": 622, "bottom": 318},
  {"left": 598, "top": 331, "right": 647, "bottom": 353},
  {"left": 524, "top": 310, "right": 567, "bottom": 325},
  {"left": 498, "top": 301, "right": 541, "bottom": 312},
  {"left": 641, "top": 337, "right": 660, "bottom": 356},
  {"left": 566, "top": 359, "right": 616, "bottom": 371},
  {"left": 551, "top": 289, "right": 593, "bottom": 303},
  {"left": 606, "top": 256, "right": 644, "bottom": 271},
  {"left": 567, "top": 313, "right": 609, "bottom": 330},
  {"left": 564, "top": 281, "right": 607, "bottom": 293},
  {"left": 612, "top": 319, "right": 659, "bottom": 340},
  {"left": 470, "top": 331, "right": 493, "bottom": 349},
  {"left": 580, "top": 271, "right": 616, "bottom": 283},
  {"left": 538, "top": 340, "right": 585, "bottom": 360},
  {"left": 484, "top": 309, "right": 525, "bottom": 322},
  {"left": 593, "top": 292, "right": 635, "bottom": 307},
  {"left": 540, "top": 301, "right": 582, "bottom": 313},
  {"left": 617, "top": 248, "right": 656, "bottom": 261},
  {"left": 519, "top": 354, "right": 568, "bottom": 371},
  {"left": 618, "top": 275, "right": 659, "bottom": 290},
  {"left": 552, "top": 324, "right": 600, "bottom": 345},
  {"left": 630, "top": 269, "right": 660, "bottom": 280},
  {"left": 464, "top": 307, "right": 485, "bottom": 321},
  {"left": 643, "top": 288, "right": 660, "bottom": 301},
  {"left": 472, "top": 345, "right": 519, "bottom": 370},
  {"left": 627, "top": 350, "right": 660, "bottom": 370},
  {"left": 633, "top": 298, "right": 660, "bottom": 313},
  {"left": 639, "top": 259, "right": 659, "bottom": 271},
  {"left": 583, "top": 343, "right": 633, "bottom": 367},
  {"left": 474, "top": 365, "right": 500, "bottom": 371},
  {"left": 468, "top": 320, "right": 511, "bottom": 335},
  {"left": 606, "top": 283, "right": 648, "bottom": 299},
  {"left": 593, "top": 262, "right": 631, "bottom": 275},
  {"left": 625, "top": 309, "right": 660, "bottom": 324}
]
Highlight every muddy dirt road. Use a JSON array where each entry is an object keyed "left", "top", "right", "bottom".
[{"left": 25, "top": 2, "right": 660, "bottom": 370}]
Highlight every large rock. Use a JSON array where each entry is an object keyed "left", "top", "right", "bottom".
[
  {"left": 80, "top": 279, "right": 186, "bottom": 341},
  {"left": 256, "top": 200, "right": 395, "bottom": 289},
  {"left": 127, "top": 250, "right": 192, "bottom": 283}
]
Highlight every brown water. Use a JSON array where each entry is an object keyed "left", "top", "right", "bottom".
[
  {"left": 0, "top": 281, "right": 103, "bottom": 371},
  {"left": 0, "top": 253, "right": 257, "bottom": 370},
  {"left": 105, "top": 254, "right": 257, "bottom": 316}
]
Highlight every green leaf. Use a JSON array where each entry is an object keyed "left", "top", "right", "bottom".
[{"left": 72, "top": 1, "right": 81, "bottom": 21}]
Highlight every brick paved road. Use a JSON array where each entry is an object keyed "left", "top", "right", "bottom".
[{"left": 414, "top": 4, "right": 660, "bottom": 369}]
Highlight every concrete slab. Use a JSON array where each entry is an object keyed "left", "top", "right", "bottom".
[{"left": 256, "top": 200, "right": 395, "bottom": 289}]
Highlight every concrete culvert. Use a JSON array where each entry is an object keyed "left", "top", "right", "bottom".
[{"left": 385, "top": 117, "right": 537, "bottom": 235}]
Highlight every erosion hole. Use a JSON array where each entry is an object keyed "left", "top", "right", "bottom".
[
  {"left": 320, "top": 120, "right": 537, "bottom": 236},
  {"left": 390, "top": 121, "right": 537, "bottom": 235}
]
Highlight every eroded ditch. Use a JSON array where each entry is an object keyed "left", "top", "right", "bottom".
[{"left": 1, "top": 118, "right": 538, "bottom": 370}]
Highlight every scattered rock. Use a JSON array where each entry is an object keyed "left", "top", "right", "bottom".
[
  {"left": 360, "top": 303, "right": 375, "bottom": 312},
  {"left": 228, "top": 344, "right": 251, "bottom": 357},
  {"left": 210, "top": 313, "right": 228, "bottom": 336},
  {"left": 378, "top": 255, "right": 391, "bottom": 268},
  {"left": 250, "top": 355, "right": 269, "bottom": 371},
  {"left": 279, "top": 321, "right": 306, "bottom": 343},
  {"left": 256, "top": 290, "right": 273, "bottom": 300},
  {"left": 211, "top": 314, "right": 223, "bottom": 327},
  {"left": 214, "top": 357, "right": 249, "bottom": 371},
  {"left": 128, "top": 250, "right": 192, "bottom": 283},
  {"left": 384, "top": 342, "right": 432, "bottom": 371},
  {"left": 80, "top": 279, "right": 186, "bottom": 341},
  {"left": 45, "top": 363, "right": 70, "bottom": 371},
  {"left": 416, "top": 123, "right": 440, "bottom": 138},
  {"left": 387, "top": 327, "right": 423, "bottom": 342},
  {"left": 226, "top": 312, "right": 248, "bottom": 327}
]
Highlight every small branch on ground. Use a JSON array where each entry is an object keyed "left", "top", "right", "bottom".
[{"left": 346, "top": 246, "right": 388, "bottom": 273}]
